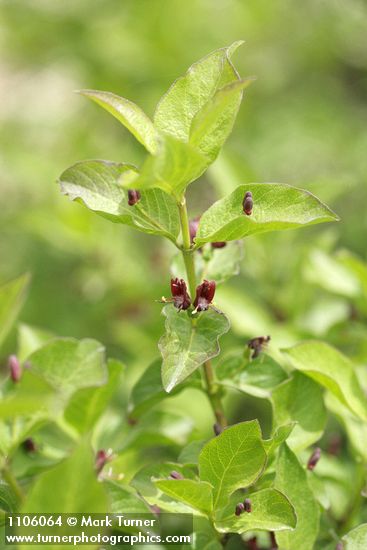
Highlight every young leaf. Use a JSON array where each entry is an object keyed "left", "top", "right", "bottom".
[
  {"left": 78, "top": 89, "right": 157, "bottom": 154},
  {"left": 262, "top": 423, "right": 296, "bottom": 457},
  {"left": 214, "top": 488, "right": 296, "bottom": 534},
  {"left": 271, "top": 372, "right": 327, "bottom": 451},
  {"left": 126, "top": 134, "right": 208, "bottom": 198},
  {"left": 0, "top": 273, "right": 30, "bottom": 350},
  {"left": 195, "top": 183, "right": 339, "bottom": 246},
  {"left": 128, "top": 359, "right": 201, "bottom": 419},
  {"left": 199, "top": 420, "right": 267, "bottom": 509},
  {"left": 154, "top": 479, "right": 213, "bottom": 516},
  {"left": 341, "top": 523, "right": 367, "bottom": 549},
  {"left": 104, "top": 480, "right": 152, "bottom": 515},
  {"left": 21, "top": 440, "right": 108, "bottom": 514},
  {"left": 159, "top": 305, "right": 230, "bottom": 392},
  {"left": 17, "top": 323, "right": 54, "bottom": 362},
  {"left": 217, "top": 352, "right": 288, "bottom": 398},
  {"left": 0, "top": 371, "right": 54, "bottom": 419},
  {"left": 58, "top": 160, "right": 180, "bottom": 242},
  {"left": 154, "top": 42, "right": 243, "bottom": 143},
  {"left": 27, "top": 338, "right": 106, "bottom": 397},
  {"left": 283, "top": 341, "right": 367, "bottom": 421},
  {"left": 190, "top": 78, "right": 255, "bottom": 162},
  {"left": 64, "top": 358, "right": 124, "bottom": 433},
  {"left": 274, "top": 444, "right": 320, "bottom": 550},
  {"left": 178, "top": 440, "right": 206, "bottom": 466}
]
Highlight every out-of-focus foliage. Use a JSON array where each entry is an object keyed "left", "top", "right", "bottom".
[{"left": 1, "top": 1, "right": 367, "bottom": 547}]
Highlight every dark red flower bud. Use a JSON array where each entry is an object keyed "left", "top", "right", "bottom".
[
  {"left": 170, "top": 278, "right": 191, "bottom": 310},
  {"left": 8, "top": 355, "right": 21, "bottom": 383},
  {"left": 248, "top": 335, "right": 271, "bottom": 359},
  {"left": 244, "top": 498, "right": 252, "bottom": 513},
  {"left": 211, "top": 242, "right": 227, "bottom": 249},
  {"left": 243, "top": 191, "right": 253, "bottom": 215},
  {"left": 194, "top": 280, "right": 216, "bottom": 312},
  {"left": 270, "top": 532, "right": 278, "bottom": 549},
  {"left": 169, "top": 470, "right": 183, "bottom": 480},
  {"left": 23, "top": 438, "right": 37, "bottom": 453},
  {"left": 307, "top": 447, "right": 321, "bottom": 471},
  {"left": 213, "top": 423, "right": 222, "bottom": 436},
  {"left": 327, "top": 435, "right": 342, "bottom": 456},
  {"left": 235, "top": 502, "right": 245, "bottom": 516},
  {"left": 189, "top": 217, "right": 200, "bottom": 244},
  {"left": 248, "top": 537, "right": 259, "bottom": 550},
  {"left": 127, "top": 189, "right": 141, "bottom": 206},
  {"left": 95, "top": 449, "right": 111, "bottom": 474}
]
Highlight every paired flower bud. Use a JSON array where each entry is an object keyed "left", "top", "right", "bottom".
[
  {"left": 170, "top": 278, "right": 191, "bottom": 311},
  {"left": 127, "top": 189, "right": 141, "bottom": 206},
  {"left": 8, "top": 355, "right": 21, "bottom": 383},
  {"left": 194, "top": 280, "right": 216, "bottom": 312},
  {"left": 248, "top": 335, "right": 271, "bottom": 359},
  {"left": 243, "top": 191, "right": 253, "bottom": 216},
  {"left": 307, "top": 447, "right": 321, "bottom": 471},
  {"left": 235, "top": 498, "right": 252, "bottom": 516}
]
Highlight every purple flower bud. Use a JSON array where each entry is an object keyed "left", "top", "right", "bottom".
[
  {"left": 8, "top": 355, "right": 21, "bottom": 383},
  {"left": 307, "top": 447, "right": 321, "bottom": 471},
  {"left": 248, "top": 335, "right": 271, "bottom": 359},
  {"left": 95, "top": 449, "right": 111, "bottom": 474},
  {"left": 194, "top": 280, "right": 216, "bottom": 312},
  {"left": 235, "top": 502, "right": 245, "bottom": 516},
  {"left": 248, "top": 538, "right": 260, "bottom": 550},
  {"left": 170, "top": 278, "right": 191, "bottom": 310},
  {"left": 244, "top": 498, "right": 252, "bottom": 513},
  {"left": 243, "top": 191, "right": 253, "bottom": 216},
  {"left": 23, "top": 438, "right": 37, "bottom": 453},
  {"left": 213, "top": 423, "right": 222, "bottom": 436},
  {"left": 189, "top": 217, "right": 200, "bottom": 244},
  {"left": 127, "top": 189, "right": 141, "bottom": 206},
  {"left": 211, "top": 242, "right": 227, "bottom": 249},
  {"left": 169, "top": 470, "right": 183, "bottom": 480}
]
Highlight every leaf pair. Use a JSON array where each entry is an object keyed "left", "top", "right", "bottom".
[{"left": 153, "top": 421, "right": 297, "bottom": 534}]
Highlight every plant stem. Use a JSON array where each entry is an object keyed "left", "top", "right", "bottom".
[
  {"left": 177, "top": 197, "right": 228, "bottom": 429},
  {"left": 2, "top": 465, "right": 24, "bottom": 503}
]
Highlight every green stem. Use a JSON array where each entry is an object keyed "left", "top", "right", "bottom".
[
  {"left": 177, "top": 197, "right": 228, "bottom": 430},
  {"left": 2, "top": 465, "right": 24, "bottom": 503}
]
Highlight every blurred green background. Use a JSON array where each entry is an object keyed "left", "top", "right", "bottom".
[{"left": 1, "top": 0, "right": 367, "bottom": 435}]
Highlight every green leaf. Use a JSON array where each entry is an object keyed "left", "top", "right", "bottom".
[
  {"left": 58, "top": 160, "right": 180, "bottom": 242},
  {"left": 21, "top": 439, "right": 108, "bottom": 514},
  {"left": 214, "top": 488, "right": 296, "bottom": 534},
  {"left": 199, "top": 420, "right": 267, "bottom": 509},
  {"left": 159, "top": 305, "right": 230, "bottom": 392},
  {"left": 178, "top": 440, "right": 206, "bottom": 466},
  {"left": 274, "top": 444, "right": 320, "bottom": 550},
  {"left": 0, "top": 481, "right": 18, "bottom": 512},
  {"left": 131, "top": 462, "right": 197, "bottom": 514},
  {"left": 217, "top": 352, "right": 288, "bottom": 398},
  {"left": 283, "top": 341, "right": 367, "bottom": 421},
  {"left": 0, "top": 371, "right": 54, "bottom": 419},
  {"left": 127, "top": 134, "right": 207, "bottom": 198},
  {"left": 128, "top": 359, "right": 201, "bottom": 419},
  {"left": 154, "top": 42, "right": 243, "bottom": 143},
  {"left": 17, "top": 323, "right": 54, "bottom": 362},
  {"left": 342, "top": 523, "right": 367, "bottom": 549},
  {"left": 190, "top": 78, "right": 254, "bottom": 162},
  {"left": 0, "top": 273, "right": 30, "bottom": 350},
  {"left": 79, "top": 89, "right": 157, "bottom": 154},
  {"left": 271, "top": 372, "right": 327, "bottom": 451},
  {"left": 64, "top": 358, "right": 124, "bottom": 433},
  {"left": 154, "top": 479, "right": 213, "bottom": 516},
  {"left": 189, "top": 517, "right": 222, "bottom": 550},
  {"left": 104, "top": 480, "right": 152, "bottom": 514},
  {"left": 263, "top": 424, "right": 296, "bottom": 457},
  {"left": 195, "top": 183, "right": 339, "bottom": 246},
  {"left": 28, "top": 338, "right": 106, "bottom": 397}
]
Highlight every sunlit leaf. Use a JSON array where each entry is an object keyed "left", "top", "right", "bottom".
[
  {"left": 283, "top": 341, "right": 367, "bottom": 421},
  {"left": 79, "top": 89, "right": 157, "bottom": 154},
  {"left": 199, "top": 420, "right": 267, "bottom": 509},
  {"left": 155, "top": 479, "right": 213, "bottom": 516},
  {"left": 59, "top": 159, "right": 180, "bottom": 242},
  {"left": 195, "top": 183, "right": 339, "bottom": 245},
  {"left": 159, "top": 305, "right": 230, "bottom": 392},
  {"left": 342, "top": 523, "right": 367, "bottom": 549},
  {"left": 274, "top": 444, "right": 320, "bottom": 550}
]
